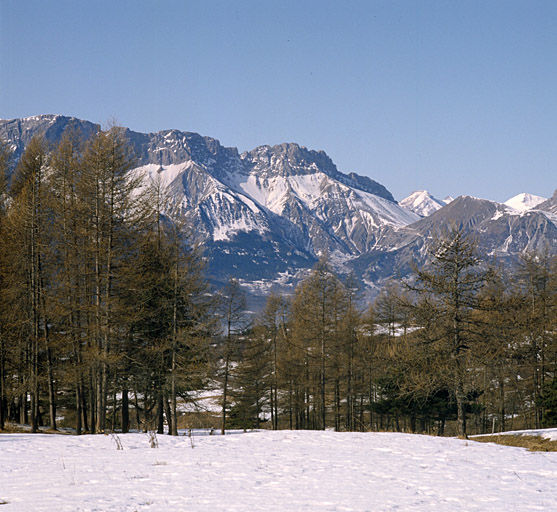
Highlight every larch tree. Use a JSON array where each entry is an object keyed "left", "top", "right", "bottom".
[
  {"left": 410, "top": 226, "right": 492, "bottom": 438},
  {"left": 78, "top": 126, "right": 143, "bottom": 433},
  {"left": 49, "top": 128, "right": 89, "bottom": 434},
  {"left": 514, "top": 250, "right": 557, "bottom": 428},
  {"left": 0, "top": 138, "right": 11, "bottom": 430},
  {"left": 5, "top": 136, "right": 57, "bottom": 431},
  {"left": 229, "top": 327, "right": 271, "bottom": 430},
  {"left": 217, "top": 278, "right": 249, "bottom": 435},
  {"left": 474, "top": 267, "right": 523, "bottom": 433},
  {"left": 259, "top": 293, "right": 290, "bottom": 430},
  {"left": 340, "top": 275, "right": 361, "bottom": 432},
  {"left": 231, "top": 292, "right": 290, "bottom": 430},
  {"left": 290, "top": 255, "right": 347, "bottom": 430}
]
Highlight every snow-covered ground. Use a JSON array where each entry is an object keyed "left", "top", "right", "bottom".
[{"left": 1, "top": 429, "right": 557, "bottom": 511}]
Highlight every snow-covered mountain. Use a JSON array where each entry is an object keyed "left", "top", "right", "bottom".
[
  {"left": 237, "top": 144, "right": 419, "bottom": 255},
  {"left": 1, "top": 115, "right": 556, "bottom": 304},
  {"left": 350, "top": 194, "right": 557, "bottom": 289},
  {"left": 504, "top": 192, "right": 546, "bottom": 212},
  {"left": 130, "top": 139, "right": 419, "bottom": 263},
  {"left": 400, "top": 190, "right": 446, "bottom": 217},
  {"left": 0, "top": 115, "right": 419, "bottom": 300}
]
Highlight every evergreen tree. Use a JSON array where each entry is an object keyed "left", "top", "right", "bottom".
[{"left": 537, "top": 377, "right": 557, "bottom": 428}]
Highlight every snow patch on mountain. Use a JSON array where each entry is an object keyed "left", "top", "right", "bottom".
[
  {"left": 137, "top": 162, "right": 190, "bottom": 188},
  {"left": 353, "top": 188, "right": 420, "bottom": 226},
  {"left": 134, "top": 162, "right": 271, "bottom": 243},
  {"left": 234, "top": 171, "right": 418, "bottom": 227}
]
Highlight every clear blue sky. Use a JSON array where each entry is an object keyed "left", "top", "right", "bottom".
[{"left": 1, "top": 0, "right": 556, "bottom": 202}]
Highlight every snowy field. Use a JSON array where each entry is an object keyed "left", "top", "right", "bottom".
[{"left": 1, "top": 430, "right": 557, "bottom": 511}]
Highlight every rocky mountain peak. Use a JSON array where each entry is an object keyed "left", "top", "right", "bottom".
[
  {"left": 241, "top": 143, "right": 394, "bottom": 202},
  {"left": 241, "top": 142, "right": 336, "bottom": 179},
  {"left": 0, "top": 115, "right": 99, "bottom": 166},
  {"left": 125, "top": 128, "right": 242, "bottom": 182}
]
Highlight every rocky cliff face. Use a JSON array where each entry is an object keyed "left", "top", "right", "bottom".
[{"left": 0, "top": 115, "right": 98, "bottom": 162}]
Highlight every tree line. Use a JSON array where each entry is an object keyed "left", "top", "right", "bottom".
[
  {"left": 0, "top": 129, "right": 556, "bottom": 438},
  {"left": 229, "top": 234, "right": 557, "bottom": 438},
  {"left": 229, "top": 231, "right": 557, "bottom": 438}
]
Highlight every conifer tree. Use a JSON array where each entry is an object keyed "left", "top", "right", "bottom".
[
  {"left": 217, "top": 278, "right": 249, "bottom": 434},
  {"left": 49, "top": 128, "right": 89, "bottom": 433},
  {"left": 291, "top": 255, "right": 347, "bottom": 430},
  {"left": 410, "top": 226, "right": 492, "bottom": 438},
  {"left": 515, "top": 250, "right": 557, "bottom": 428},
  {"left": 5, "top": 136, "right": 56, "bottom": 431},
  {"left": 260, "top": 293, "right": 290, "bottom": 430},
  {"left": 475, "top": 268, "right": 523, "bottom": 433},
  {"left": 0, "top": 139, "right": 11, "bottom": 430},
  {"left": 78, "top": 126, "right": 143, "bottom": 433}
]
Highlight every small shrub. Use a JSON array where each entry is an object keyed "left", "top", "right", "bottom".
[{"left": 148, "top": 431, "right": 158, "bottom": 448}]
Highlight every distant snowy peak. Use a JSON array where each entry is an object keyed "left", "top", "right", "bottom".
[
  {"left": 400, "top": 190, "right": 445, "bottom": 217},
  {"left": 443, "top": 196, "right": 454, "bottom": 204},
  {"left": 504, "top": 193, "right": 547, "bottom": 212}
]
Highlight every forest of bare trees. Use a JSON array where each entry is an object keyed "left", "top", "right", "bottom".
[
  {"left": 227, "top": 232, "right": 557, "bottom": 437},
  {"left": 0, "top": 130, "right": 556, "bottom": 438},
  {"left": 0, "top": 129, "right": 215, "bottom": 435}
]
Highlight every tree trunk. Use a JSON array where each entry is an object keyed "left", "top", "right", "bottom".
[
  {"left": 455, "top": 377, "right": 467, "bottom": 438},
  {"left": 122, "top": 386, "right": 129, "bottom": 433},
  {"left": 45, "top": 345, "right": 56, "bottom": 430},
  {"left": 221, "top": 354, "right": 230, "bottom": 435},
  {"left": 164, "top": 394, "right": 173, "bottom": 435},
  {"left": 157, "top": 392, "right": 164, "bottom": 434},
  {"left": 0, "top": 334, "right": 4, "bottom": 430}
]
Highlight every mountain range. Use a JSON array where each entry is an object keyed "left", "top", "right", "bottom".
[{"left": 1, "top": 115, "right": 556, "bottom": 306}]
